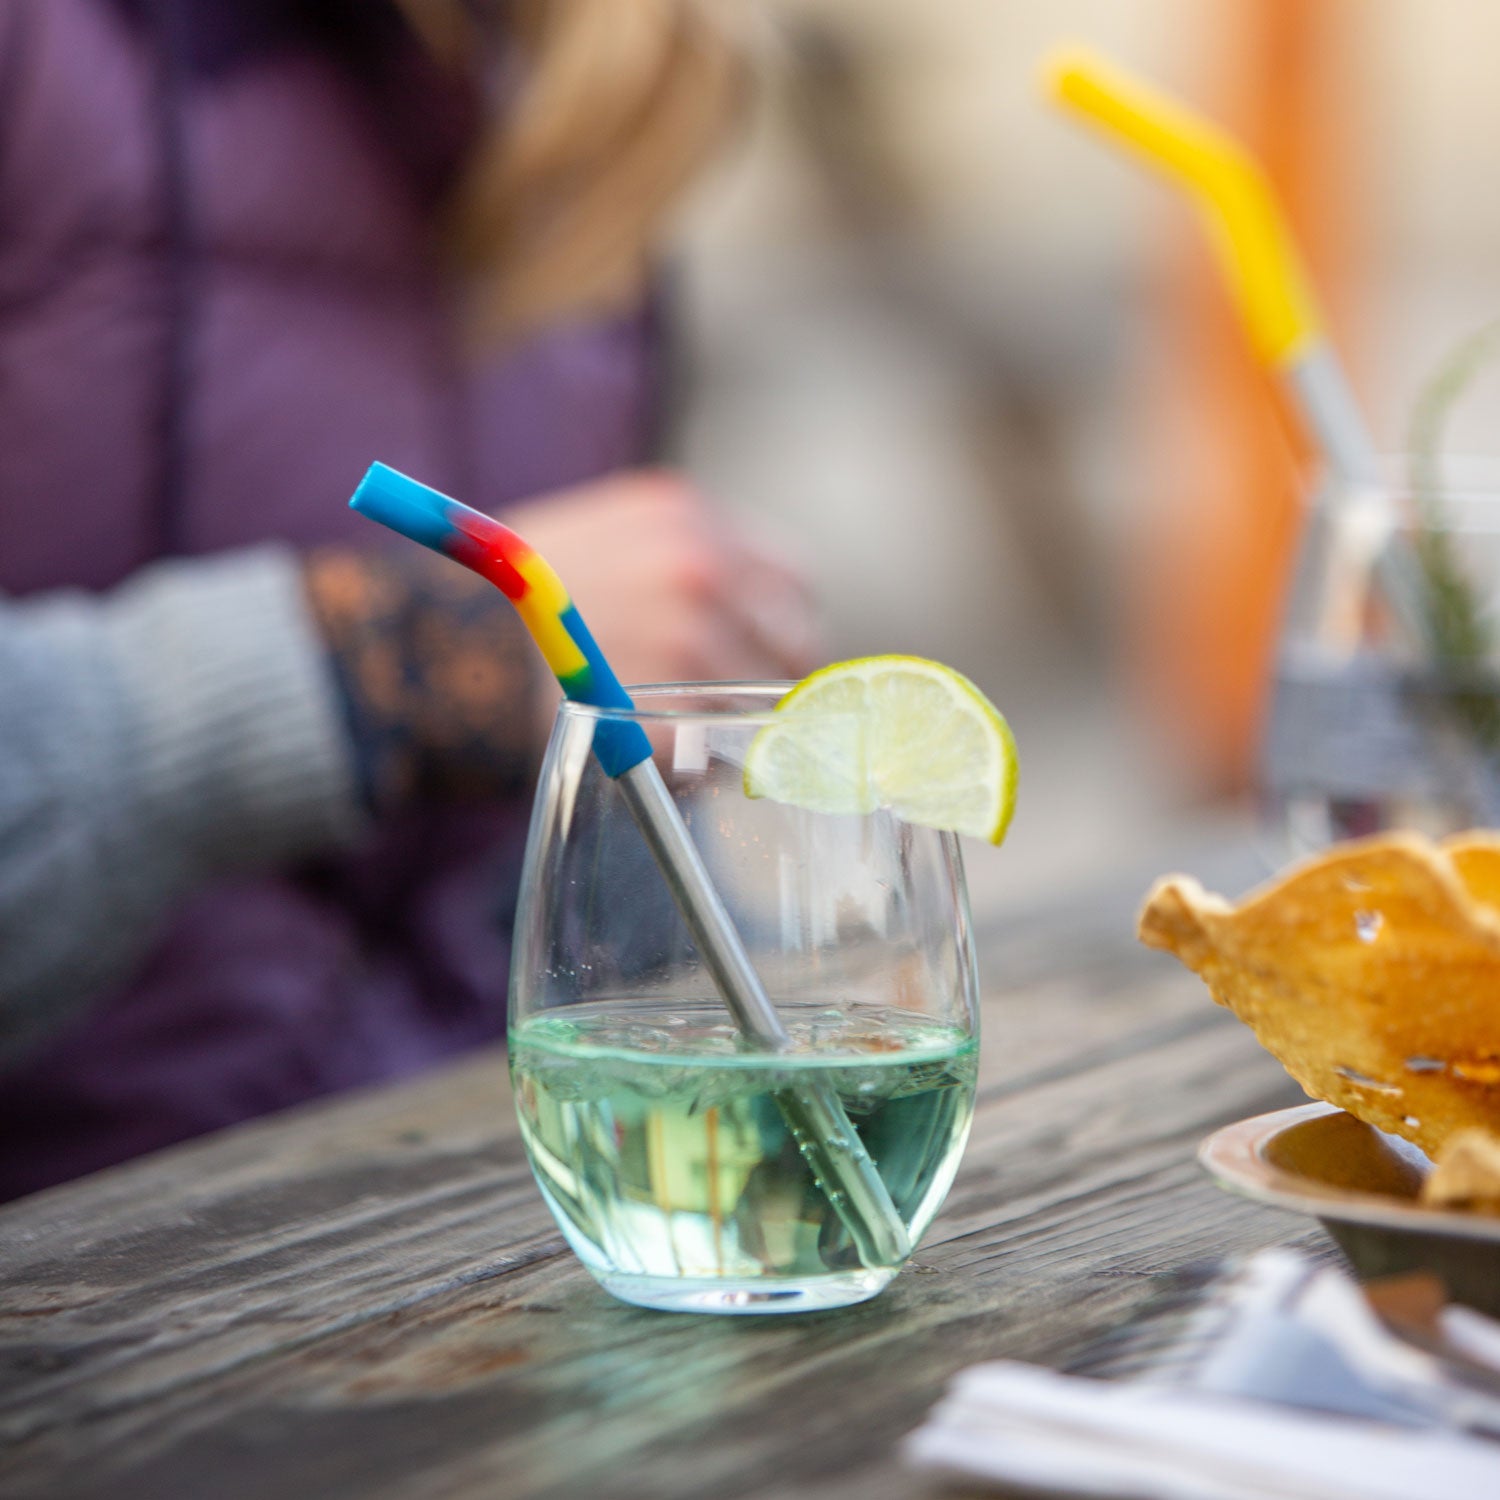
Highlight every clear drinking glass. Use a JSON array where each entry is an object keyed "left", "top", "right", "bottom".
[
  {"left": 508, "top": 683, "right": 980, "bottom": 1314},
  {"left": 1262, "top": 464, "right": 1500, "bottom": 856}
]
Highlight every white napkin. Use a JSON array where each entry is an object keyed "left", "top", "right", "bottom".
[
  {"left": 904, "top": 1252, "right": 1500, "bottom": 1499},
  {"left": 904, "top": 1363, "right": 1500, "bottom": 1500}
]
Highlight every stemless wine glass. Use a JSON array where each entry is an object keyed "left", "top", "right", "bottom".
[
  {"left": 1262, "top": 462, "right": 1500, "bottom": 857},
  {"left": 508, "top": 683, "right": 980, "bottom": 1315}
]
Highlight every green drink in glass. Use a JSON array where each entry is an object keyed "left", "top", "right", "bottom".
[{"left": 512, "top": 1001, "right": 976, "bottom": 1308}]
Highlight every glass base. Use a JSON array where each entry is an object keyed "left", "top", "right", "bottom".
[{"left": 595, "top": 1266, "right": 897, "bottom": 1315}]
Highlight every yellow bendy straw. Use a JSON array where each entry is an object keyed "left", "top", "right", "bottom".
[
  {"left": 1042, "top": 45, "right": 1432, "bottom": 648},
  {"left": 1046, "top": 47, "right": 1320, "bottom": 371}
]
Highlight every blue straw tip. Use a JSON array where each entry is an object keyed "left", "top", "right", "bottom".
[{"left": 349, "top": 463, "right": 455, "bottom": 552}]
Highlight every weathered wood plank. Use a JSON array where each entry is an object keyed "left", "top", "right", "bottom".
[{"left": 0, "top": 880, "right": 1331, "bottom": 1500}]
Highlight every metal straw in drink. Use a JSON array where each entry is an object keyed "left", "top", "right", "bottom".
[{"left": 349, "top": 463, "right": 909, "bottom": 1270}]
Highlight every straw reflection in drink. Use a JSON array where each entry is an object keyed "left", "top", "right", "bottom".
[{"left": 508, "top": 684, "right": 981, "bottom": 1313}]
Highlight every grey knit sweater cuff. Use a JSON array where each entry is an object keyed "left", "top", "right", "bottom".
[
  {"left": 0, "top": 546, "right": 364, "bottom": 1061},
  {"left": 109, "top": 546, "right": 366, "bottom": 871}
]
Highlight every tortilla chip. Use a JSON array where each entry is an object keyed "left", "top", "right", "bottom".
[
  {"left": 1138, "top": 832, "right": 1500, "bottom": 1158},
  {"left": 1422, "top": 1128, "right": 1500, "bottom": 1215}
]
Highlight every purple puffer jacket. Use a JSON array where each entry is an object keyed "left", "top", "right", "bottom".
[{"left": 0, "top": 0, "right": 658, "bottom": 1197}]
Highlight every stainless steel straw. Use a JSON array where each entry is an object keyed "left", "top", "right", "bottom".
[{"left": 350, "top": 463, "right": 909, "bottom": 1269}]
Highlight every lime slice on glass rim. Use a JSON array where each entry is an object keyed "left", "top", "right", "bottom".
[{"left": 742, "top": 655, "right": 1018, "bottom": 843}]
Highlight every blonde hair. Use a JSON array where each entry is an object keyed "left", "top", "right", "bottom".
[{"left": 393, "top": 0, "right": 744, "bottom": 345}]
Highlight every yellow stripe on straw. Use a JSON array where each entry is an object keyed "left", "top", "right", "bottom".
[
  {"left": 1043, "top": 46, "right": 1322, "bottom": 367},
  {"left": 510, "top": 550, "right": 591, "bottom": 683}
]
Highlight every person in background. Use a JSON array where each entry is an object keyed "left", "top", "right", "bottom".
[{"left": 0, "top": 0, "right": 819, "bottom": 1199}]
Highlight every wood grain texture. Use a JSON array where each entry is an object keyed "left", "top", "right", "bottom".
[{"left": 0, "top": 894, "right": 1323, "bottom": 1500}]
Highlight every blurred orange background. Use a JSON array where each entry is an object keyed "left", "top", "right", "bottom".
[{"left": 662, "top": 0, "right": 1500, "bottom": 898}]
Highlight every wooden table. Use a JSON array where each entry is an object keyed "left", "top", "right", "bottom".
[{"left": 0, "top": 849, "right": 1324, "bottom": 1500}]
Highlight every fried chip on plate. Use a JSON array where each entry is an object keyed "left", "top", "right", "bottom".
[
  {"left": 1138, "top": 832, "right": 1500, "bottom": 1159},
  {"left": 1422, "top": 1128, "right": 1500, "bottom": 1215}
]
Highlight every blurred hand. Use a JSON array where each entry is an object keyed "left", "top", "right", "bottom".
[{"left": 502, "top": 469, "right": 822, "bottom": 695}]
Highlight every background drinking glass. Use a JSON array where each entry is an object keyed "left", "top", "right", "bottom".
[
  {"left": 509, "top": 683, "right": 980, "bottom": 1314},
  {"left": 1262, "top": 462, "right": 1500, "bottom": 856}
]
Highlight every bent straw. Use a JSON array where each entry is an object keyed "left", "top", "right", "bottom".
[
  {"left": 350, "top": 462, "right": 908, "bottom": 1269},
  {"left": 1042, "top": 46, "right": 1433, "bottom": 653}
]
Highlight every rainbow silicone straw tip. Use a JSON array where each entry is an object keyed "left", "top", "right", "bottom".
[
  {"left": 351, "top": 462, "right": 650, "bottom": 778},
  {"left": 349, "top": 462, "right": 910, "bottom": 1271}
]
